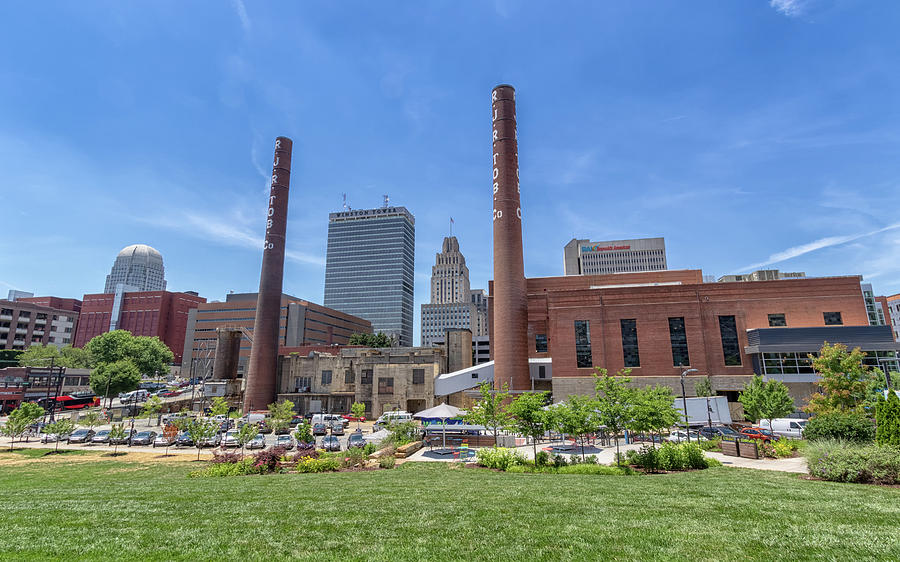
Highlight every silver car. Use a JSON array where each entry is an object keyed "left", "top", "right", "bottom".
[
  {"left": 67, "top": 428, "right": 95, "bottom": 444},
  {"left": 199, "top": 432, "right": 222, "bottom": 448},
  {"left": 222, "top": 431, "right": 240, "bottom": 448},
  {"left": 91, "top": 430, "right": 111, "bottom": 444},
  {"left": 246, "top": 434, "right": 266, "bottom": 450}
]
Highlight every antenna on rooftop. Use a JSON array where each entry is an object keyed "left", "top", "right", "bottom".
[
  {"left": 342, "top": 193, "right": 351, "bottom": 211},
  {"left": 383, "top": 194, "right": 389, "bottom": 208}
]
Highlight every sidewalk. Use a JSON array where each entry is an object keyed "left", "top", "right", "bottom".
[{"left": 705, "top": 451, "right": 807, "bottom": 473}]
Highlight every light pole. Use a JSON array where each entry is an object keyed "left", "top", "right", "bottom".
[{"left": 680, "top": 368, "right": 698, "bottom": 443}]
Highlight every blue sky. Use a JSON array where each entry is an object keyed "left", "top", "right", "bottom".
[{"left": 2, "top": 1, "right": 900, "bottom": 345}]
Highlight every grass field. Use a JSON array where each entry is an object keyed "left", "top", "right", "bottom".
[{"left": 1, "top": 451, "right": 898, "bottom": 561}]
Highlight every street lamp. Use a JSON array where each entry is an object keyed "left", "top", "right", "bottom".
[{"left": 680, "top": 368, "right": 699, "bottom": 443}]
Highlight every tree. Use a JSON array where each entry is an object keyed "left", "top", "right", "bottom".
[
  {"left": 738, "top": 375, "right": 795, "bottom": 432},
  {"left": 506, "top": 391, "right": 549, "bottom": 460},
  {"left": 20, "top": 344, "right": 94, "bottom": 369},
  {"left": 546, "top": 394, "right": 599, "bottom": 460},
  {"left": 805, "top": 342, "right": 875, "bottom": 415},
  {"left": 86, "top": 330, "right": 173, "bottom": 379},
  {"left": 875, "top": 391, "right": 900, "bottom": 446},
  {"left": 90, "top": 359, "right": 141, "bottom": 407},
  {"left": 348, "top": 332, "right": 393, "bottom": 347},
  {"left": 0, "top": 349, "right": 23, "bottom": 367},
  {"left": 630, "top": 385, "right": 680, "bottom": 447},
  {"left": 351, "top": 401, "right": 366, "bottom": 431},
  {"left": 141, "top": 395, "right": 163, "bottom": 426},
  {"left": 693, "top": 376, "right": 715, "bottom": 428},
  {"left": 85, "top": 330, "right": 139, "bottom": 365},
  {"left": 238, "top": 421, "right": 260, "bottom": 458},
  {"left": 292, "top": 421, "right": 312, "bottom": 448},
  {"left": 130, "top": 336, "right": 174, "bottom": 377},
  {"left": 267, "top": 400, "right": 295, "bottom": 434},
  {"left": 464, "top": 382, "right": 511, "bottom": 445},
  {"left": 78, "top": 411, "right": 101, "bottom": 431},
  {"left": 44, "top": 419, "right": 75, "bottom": 453},
  {"left": 186, "top": 418, "right": 219, "bottom": 461},
  {"left": 209, "top": 397, "right": 230, "bottom": 417},
  {"left": 2, "top": 402, "right": 43, "bottom": 451},
  {"left": 108, "top": 423, "right": 127, "bottom": 456},
  {"left": 594, "top": 368, "right": 634, "bottom": 466}
]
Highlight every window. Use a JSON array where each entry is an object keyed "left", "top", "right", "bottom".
[
  {"left": 535, "top": 334, "right": 548, "bottom": 353},
  {"left": 718, "top": 315, "right": 742, "bottom": 366},
  {"left": 620, "top": 319, "right": 640, "bottom": 368},
  {"left": 344, "top": 370, "right": 354, "bottom": 384},
  {"left": 412, "top": 369, "right": 425, "bottom": 385},
  {"left": 361, "top": 369, "right": 373, "bottom": 384},
  {"left": 471, "top": 372, "right": 479, "bottom": 379},
  {"left": 824, "top": 312, "right": 843, "bottom": 325},
  {"left": 768, "top": 313, "right": 786, "bottom": 327},
  {"left": 668, "top": 317, "right": 690, "bottom": 367},
  {"left": 574, "top": 320, "right": 592, "bottom": 368},
  {"left": 378, "top": 377, "right": 394, "bottom": 395},
  {"left": 321, "top": 370, "right": 332, "bottom": 385},
  {"left": 294, "top": 377, "right": 311, "bottom": 393},
  {"left": 538, "top": 365, "right": 546, "bottom": 379}
]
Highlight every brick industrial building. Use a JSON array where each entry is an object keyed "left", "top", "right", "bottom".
[
  {"left": 0, "top": 298, "right": 81, "bottom": 350},
  {"left": 181, "top": 292, "right": 372, "bottom": 380},
  {"left": 74, "top": 290, "right": 206, "bottom": 364}
]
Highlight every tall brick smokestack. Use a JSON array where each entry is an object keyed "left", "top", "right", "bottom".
[
  {"left": 491, "top": 85, "right": 529, "bottom": 391},
  {"left": 244, "top": 136, "right": 292, "bottom": 413}
]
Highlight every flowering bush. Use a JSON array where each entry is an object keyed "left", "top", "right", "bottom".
[
  {"left": 210, "top": 451, "right": 242, "bottom": 464},
  {"left": 252, "top": 446, "right": 287, "bottom": 473},
  {"left": 295, "top": 457, "right": 340, "bottom": 473},
  {"left": 807, "top": 439, "right": 900, "bottom": 484}
]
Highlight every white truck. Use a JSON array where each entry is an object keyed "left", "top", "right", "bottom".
[{"left": 673, "top": 396, "right": 732, "bottom": 427}]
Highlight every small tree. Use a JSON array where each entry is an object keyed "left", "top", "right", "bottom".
[
  {"left": 876, "top": 391, "right": 900, "bottom": 446},
  {"left": 44, "top": 419, "right": 75, "bottom": 453},
  {"left": 351, "top": 401, "right": 366, "bottom": 430},
  {"left": 267, "top": 399, "right": 294, "bottom": 434},
  {"left": 506, "top": 391, "right": 549, "bottom": 460},
  {"left": 292, "top": 421, "right": 312, "bottom": 448},
  {"left": 3, "top": 402, "right": 44, "bottom": 451},
  {"left": 594, "top": 368, "right": 634, "bottom": 465},
  {"left": 630, "top": 385, "right": 680, "bottom": 447},
  {"left": 162, "top": 424, "right": 179, "bottom": 457},
  {"left": 464, "top": 382, "right": 511, "bottom": 445},
  {"left": 186, "top": 418, "right": 219, "bottom": 461},
  {"left": 141, "top": 395, "right": 163, "bottom": 426},
  {"left": 238, "top": 421, "right": 260, "bottom": 458},
  {"left": 108, "top": 423, "right": 127, "bottom": 456},
  {"left": 79, "top": 411, "right": 101, "bottom": 431},
  {"left": 805, "top": 342, "right": 875, "bottom": 415},
  {"left": 739, "top": 375, "right": 795, "bottom": 432},
  {"left": 348, "top": 332, "right": 393, "bottom": 347},
  {"left": 548, "top": 394, "right": 599, "bottom": 460},
  {"left": 209, "top": 397, "right": 230, "bottom": 417}
]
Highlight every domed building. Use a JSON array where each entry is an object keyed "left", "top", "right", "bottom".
[{"left": 103, "top": 244, "right": 167, "bottom": 293}]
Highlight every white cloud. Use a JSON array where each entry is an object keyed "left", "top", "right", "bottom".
[
  {"left": 231, "top": 0, "right": 251, "bottom": 33},
  {"left": 770, "top": 0, "right": 810, "bottom": 17}
]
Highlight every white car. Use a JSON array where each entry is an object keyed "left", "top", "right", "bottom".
[
  {"left": 222, "top": 430, "right": 240, "bottom": 448},
  {"left": 666, "top": 430, "right": 706, "bottom": 443}
]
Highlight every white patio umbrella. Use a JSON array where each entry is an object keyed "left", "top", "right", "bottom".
[{"left": 414, "top": 403, "right": 464, "bottom": 449}]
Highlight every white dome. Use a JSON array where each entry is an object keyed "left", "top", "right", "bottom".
[{"left": 118, "top": 244, "right": 162, "bottom": 259}]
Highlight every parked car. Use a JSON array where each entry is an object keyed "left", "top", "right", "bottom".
[
  {"left": 312, "top": 422, "right": 327, "bottom": 436},
  {"left": 130, "top": 431, "right": 158, "bottom": 446},
  {"left": 67, "top": 428, "right": 95, "bottom": 444},
  {"left": 153, "top": 434, "right": 176, "bottom": 448},
  {"left": 175, "top": 432, "right": 194, "bottom": 447},
  {"left": 740, "top": 427, "right": 780, "bottom": 443},
  {"left": 246, "top": 434, "right": 267, "bottom": 450},
  {"left": 762, "top": 418, "right": 807, "bottom": 439},
  {"left": 109, "top": 429, "right": 135, "bottom": 445},
  {"left": 665, "top": 430, "right": 705, "bottom": 443},
  {"left": 273, "top": 424, "right": 291, "bottom": 435},
  {"left": 330, "top": 421, "right": 345, "bottom": 436},
  {"left": 290, "top": 415, "right": 304, "bottom": 427},
  {"left": 321, "top": 435, "right": 341, "bottom": 452},
  {"left": 199, "top": 432, "right": 222, "bottom": 448},
  {"left": 257, "top": 421, "right": 272, "bottom": 434},
  {"left": 222, "top": 431, "right": 240, "bottom": 448},
  {"left": 698, "top": 426, "right": 742, "bottom": 440},
  {"left": 41, "top": 431, "right": 65, "bottom": 443},
  {"left": 343, "top": 414, "right": 366, "bottom": 423},
  {"left": 161, "top": 390, "right": 182, "bottom": 398},
  {"left": 91, "top": 430, "right": 111, "bottom": 444},
  {"left": 347, "top": 432, "right": 366, "bottom": 449},
  {"left": 275, "top": 434, "right": 295, "bottom": 450}
]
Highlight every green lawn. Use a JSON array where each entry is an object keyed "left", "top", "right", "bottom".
[{"left": 1, "top": 452, "right": 898, "bottom": 561}]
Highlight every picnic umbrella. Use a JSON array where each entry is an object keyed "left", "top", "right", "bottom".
[{"left": 414, "top": 403, "right": 464, "bottom": 449}]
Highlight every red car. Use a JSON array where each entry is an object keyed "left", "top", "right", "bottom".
[
  {"left": 161, "top": 390, "right": 182, "bottom": 398},
  {"left": 342, "top": 414, "right": 366, "bottom": 422},
  {"left": 740, "top": 427, "right": 780, "bottom": 442}
]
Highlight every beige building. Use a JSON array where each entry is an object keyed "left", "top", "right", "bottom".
[
  {"left": 277, "top": 346, "right": 443, "bottom": 417},
  {"left": 421, "top": 237, "right": 489, "bottom": 346}
]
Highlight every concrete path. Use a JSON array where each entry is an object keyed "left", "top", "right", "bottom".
[{"left": 705, "top": 451, "right": 807, "bottom": 473}]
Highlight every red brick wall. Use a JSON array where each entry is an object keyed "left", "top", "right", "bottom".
[{"left": 18, "top": 297, "right": 82, "bottom": 313}]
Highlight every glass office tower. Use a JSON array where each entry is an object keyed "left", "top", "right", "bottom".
[{"left": 324, "top": 206, "right": 415, "bottom": 347}]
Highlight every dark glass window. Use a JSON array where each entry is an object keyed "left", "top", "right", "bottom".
[
  {"left": 620, "top": 319, "right": 640, "bottom": 368},
  {"left": 535, "top": 334, "right": 548, "bottom": 353},
  {"left": 344, "top": 370, "right": 354, "bottom": 384},
  {"left": 824, "top": 312, "right": 843, "bottom": 325},
  {"left": 768, "top": 313, "right": 786, "bottom": 327},
  {"left": 412, "top": 369, "right": 425, "bottom": 385},
  {"left": 668, "top": 317, "right": 690, "bottom": 367},
  {"left": 361, "top": 369, "right": 373, "bottom": 384},
  {"left": 718, "top": 315, "right": 742, "bottom": 366},
  {"left": 321, "top": 370, "right": 332, "bottom": 385},
  {"left": 574, "top": 321, "right": 592, "bottom": 368},
  {"left": 378, "top": 377, "right": 394, "bottom": 395},
  {"left": 538, "top": 365, "right": 546, "bottom": 379}
]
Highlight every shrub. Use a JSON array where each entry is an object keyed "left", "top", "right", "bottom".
[
  {"left": 804, "top": 412, "right": 875, "bottom": 443},
  {"left": 682, "top": 443, "right": 709, "bottom": 469},
  {"left": 342, "top": 447, "right": 367, "bottom": 469},
  {"left": 379, "top": 455, "right": 396, "bottom": 469},
  {"left": 292, "top": 447, "right": 318, "bottom": 461},
  {"left": 583, "top": 455, "right": 599, "bottom": 465},
  {"left": 772, "top": 439, "right": 797, "bottom": 458},
  {"left": 552, "top": 454, "right": 568, "bottom": 468},
  {"left": 476, "top": 447, "right": 526, "bottom": 470},
  {"left": 875, "top": 393, "right": 900, "bottom": 446},
  {"left": 628, "top": 443, "right": 709, "bottom": 471},
  {"left": 534, "top": 451, "right": 550, "bottom": 466},
  {"left": 387, "top": 420, "right": 421, "bottom": 447},
  {"left": 657, "top": 442, "right": 688, "bottom": 471},
  {"left": 699, "top": 438, "right": 721, "bottom": 451},
  {"left": 630, "top": 446, "right": 660, "bottom": 472},
  {"left": 210, "top": 451, "right": 242, "bottom": 464},
  {"left": 556, "top": 464, "right": 631, "bottom": 475},
  {"left": 253, "top": 446, "right": 287, "bottom": 473},
  {"left": 189, "top": 458, "right": 258, "bottom": 477},
  {"left": 295, "top": 457, "right": 340, "bottom": 473},
  {"left": 363, "top": 442, "right": 377, "bottom": 456},
  {"left": 807, "top": 439, "right": 900, "bottom": 484}
]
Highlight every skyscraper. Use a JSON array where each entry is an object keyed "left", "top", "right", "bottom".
[
  {"left": 104, "top": 244, "right": 167, "bottom": 293},
  {"left": 324, "top": 206, "right": 415, "bottom": 347},
  {"left": 420, "top": 237, "right": 488, "bottom": 347}
]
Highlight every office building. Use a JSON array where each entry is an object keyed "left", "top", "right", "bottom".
[
  {"left": 74, "top": 290, "right": 206, "bottom": 364},
  {"left": 885, "top": 294, "right": 900, "bottom": 341},
  {"left": 181, "top": 292, "right": 371, "bottom": 379},
  {"left": 717, "top": 269, "right": 806, "bottom": 283},
  {"left": 104, "top": 244, "right": 167, "bottom": 293},
  {"left": 563, "top": 237, "right": 667, "bottom": 275},
  {"left": 861, "top": 283, "right": 887, "bottom": 326},
  {"left": 7, "top": 290, "right": 33, "bottom": 301},
  {"left": 0, "top": 299, "right": 80, "bottom": 350},
  {"left": 324, "top": 206, "right": 415, "bottom": 347}
]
